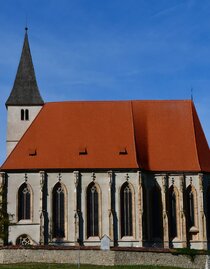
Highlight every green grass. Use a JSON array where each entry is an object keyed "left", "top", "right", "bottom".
[{"left": 0, "top": 265, "right": 193, "bottom": 269}]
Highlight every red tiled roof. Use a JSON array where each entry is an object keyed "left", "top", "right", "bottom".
[{"left": 2, "top": 100, "right": 210, "bottom": 172}]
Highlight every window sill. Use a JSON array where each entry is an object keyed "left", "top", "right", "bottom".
[
  {"left": 17, "top": 219, "right": 32, "bottom": 224},
  {"left": 171, "top": 236, "right": 180, "bottom": 242},
  {"left": 119, "top": 236, "right": 135, "bottom": 241},
  {"left": 86, "top": 236, "right": 100, "bottom": 241}
]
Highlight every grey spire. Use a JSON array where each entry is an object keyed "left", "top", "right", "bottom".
[{"left": 6, "top": 28, "right": 44, "bottom": 106}]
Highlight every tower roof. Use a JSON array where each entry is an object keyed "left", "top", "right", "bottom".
[{"left": 6, "top": 28, "right": 44, "bottom": 106}]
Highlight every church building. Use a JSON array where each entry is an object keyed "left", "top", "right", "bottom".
[{"left": 1, "top": 29, "right": 210, "bottom": 249}]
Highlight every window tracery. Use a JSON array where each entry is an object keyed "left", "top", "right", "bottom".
[
  {"left": 87, "top": 182, "right": 99, "bottom": 237},
  {"left": 18, "top": 183, "right": 31, "bottom": 220},
  {"left": 169, "top": 186, "right": 177, "bottom": 238},
  {"left": 52, "top": 182, "right": 65, "bottom": 238},
  {"left": 120, "top": 182, "right": 133, "bottom": 237},
  {"left": 16, "top": 234, "right": 32, "bottom": 245}
]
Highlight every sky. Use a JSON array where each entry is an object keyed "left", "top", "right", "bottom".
[{"left": 0, "top": 0, "right": 210, "bottom": 165}]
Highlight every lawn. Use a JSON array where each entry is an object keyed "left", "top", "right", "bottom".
[{"left": 0, "top": 265, "right": 193, "bottom": 269}]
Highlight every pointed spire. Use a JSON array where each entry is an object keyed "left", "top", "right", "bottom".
[{"left": 6, "top": 28, "right": 44, "bottom": 106}]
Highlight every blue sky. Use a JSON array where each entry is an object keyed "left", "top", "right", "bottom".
[{"left": 1, "top": 0, "right": 210, "bottom": 164}]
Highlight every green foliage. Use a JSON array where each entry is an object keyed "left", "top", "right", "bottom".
[{"left": 0, "top": 186, "right": 11, "bottom": 244}]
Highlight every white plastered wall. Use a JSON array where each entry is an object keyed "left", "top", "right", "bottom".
[{"left": 6, "top": 106, "right": 42, "bottom": 156}]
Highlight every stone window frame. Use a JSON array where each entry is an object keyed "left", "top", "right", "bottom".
[
  {"left": 168, "top": 185, "right": 180, "bottom": 241},
  {"left": 16, "top": 182, "right": 33, "bottom": 223},
  {"left": 16, "top": 234, "right": 33, "bottom": 245},
  {"left": 85, "top": 181, "right": 102, "bottom": 240},
  {"left": 51, "top": 182, "right": 68, "bottom": 240},
  {"left": 119, "top": 181, "right": 136, "bottom": 240},
  {"left": 186, "top": 184, "right": 199, "bottom": 236}
]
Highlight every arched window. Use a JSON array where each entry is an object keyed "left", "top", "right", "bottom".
[
  {"left": 25, "top": 109, "right": 29, "bottom": 120},
  {"left": 18, "top": 183, "right": 31, "bottom": 220},
  {"left": 52, "top": 182, "right": 65, "bottom": 238},
  {"left": 16, "top": 234, "right": 32, "bottom": 245},
  {"left": 120, "top": 182, "right": 133, "bottom": 237},
  {"left": 151, "top": 185, "right": 163, "bottom": 239},
  {"left": 21, "top": 109, "right": 24, "bottom": 121},
  {"left": 186, "top": 185, "right": 195, "bottom": 229},
  {"left": 87, "top": 182, "right": 99, "bottom": 237},
  {"left": 168, "top": 186, "right": 177, "bottom": 239},
  {"left": 20, "top": 109, "right": 29, "bottom": 121}
]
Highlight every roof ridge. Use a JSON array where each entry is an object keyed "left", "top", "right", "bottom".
[{"left": 45, "top": 99, "right": 192, "bottom": 105}]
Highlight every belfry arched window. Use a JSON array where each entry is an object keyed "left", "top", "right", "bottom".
[
  {"left": 21, "top": 109, "right": 24, "bottom": 121},
  {"left": 20, "top": 109, "right": 29, "bottom": 121},
  {"left": 25, "top": 109, "right": 29, "bottom": 120},
  {"left": 87, "top": 182, "right": 99, "bottom": 237},
  {"left": 52, "top": 182, "right": 65, "bottom": 238},
  {"left": 120, "top": 182, "right": 133, "bottom": 237},
  {"left": 18, "top": 183, "right": 31, "bottom": 220},
  {"left": 186, "top": 185, "right": 195, "bottom": 229},
  {"left": 168, "top": 186, "right": 177, "bottom": 239}
]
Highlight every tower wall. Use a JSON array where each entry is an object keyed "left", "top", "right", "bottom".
[{"left": 6, "top": 106, "right": 42, "bottom": 156}]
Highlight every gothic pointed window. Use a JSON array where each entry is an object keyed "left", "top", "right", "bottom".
[
  {"left": 18, "top": 183, "right": 31, "bottom": 220},
  {"left": 120, "top": 182, "right": 133, "bottom": 237},
  {"left": 52, "top": 182, "right": 65, "bottom": 238},
  {"left": 168, "top": 186, "right": 177, "bottom": 239},
  {"left": 186, "top": 185, "right": 195, "bottom": 229},
  {"left": 151, "top": 185, "right": 163, "bottom": 239},
  {"left": 87, "top": 182, "right": 99, "bottom": 237}
]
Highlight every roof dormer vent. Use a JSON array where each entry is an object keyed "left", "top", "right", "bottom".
[
  {"left": 79, "top": 147, "right": 87, "bottom": 155},
  {"left": 28, "top": 149, "right": 37, "bottom": 156},
  {"left": 119, "top": 147, "right": 127, "bottom": 155}
]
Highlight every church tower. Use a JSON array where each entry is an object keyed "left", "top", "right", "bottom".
[{"left": 6, "top": 28, "right": 44, "bottom": 156}]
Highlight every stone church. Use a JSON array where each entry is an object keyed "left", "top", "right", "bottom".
[{"left": 1, "top": 29, "right": 210, "bottom": 250}]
